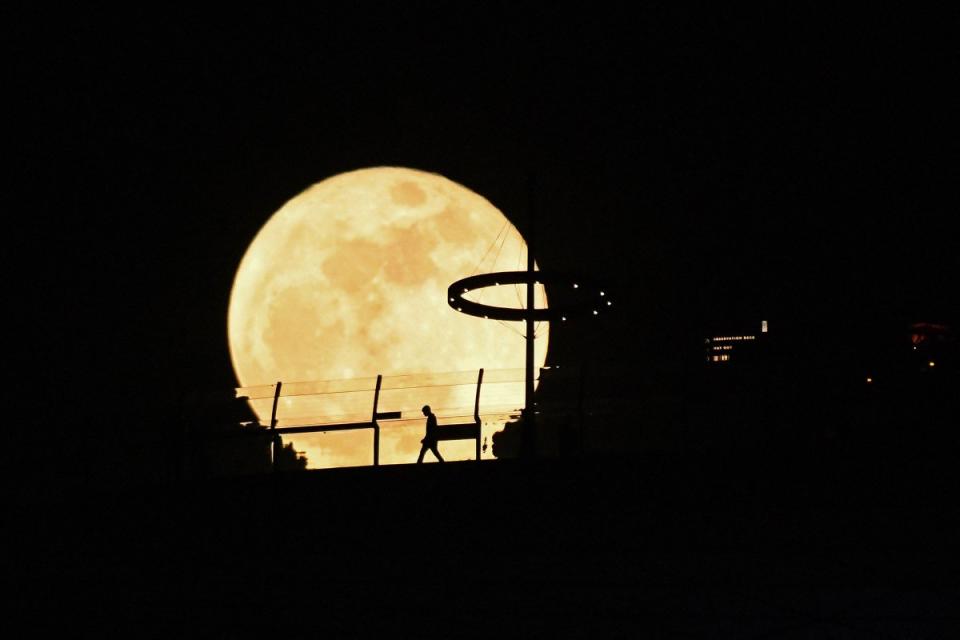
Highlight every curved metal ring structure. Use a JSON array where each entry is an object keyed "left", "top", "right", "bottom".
[{"left": 448, "top": 270, "right": 607, "bottom": 322}]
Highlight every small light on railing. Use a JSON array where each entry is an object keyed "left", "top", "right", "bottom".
[
  {"left": 593, "top": 310, "right": 598, "bottom": 315},
  {"left": 600, "top": 291, "right": 605, "bottom": 296},
  {"left": 607, "top": 301, "right": 612, "bottom": 306},
  {"left": 929, "top": 361, "right": 936, "bottom": 368},
  {"left": 573, "top": 283, "right": 579, "bottom": 289},
  {"left": 561, "top": 316, "right": 567, "bottom": 321},
  {"left": 449, "top": 297, "right": 455, "bottom": 302}
]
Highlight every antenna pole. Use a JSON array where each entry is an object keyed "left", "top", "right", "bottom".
[{"left": 522, "top": 173, "right": 537, "bottom": 459}]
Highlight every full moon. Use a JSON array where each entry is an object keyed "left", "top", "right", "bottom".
[{"left": 228, "top": 167, "right": 548, "bottom": 467}]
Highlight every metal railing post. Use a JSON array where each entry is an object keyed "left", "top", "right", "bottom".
[
  {"left": 270, "top": 381, "right": 282, "bottom": 471},
  {"left": 474, "top": 368, "right": 484, "bottom": 460},
  {"left": 372, "top": 374, "right": 383, "bottom": 466}
]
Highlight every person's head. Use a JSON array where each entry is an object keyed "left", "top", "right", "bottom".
[{"left": 422, "top": 405, "right": 431, "bottom": 416}]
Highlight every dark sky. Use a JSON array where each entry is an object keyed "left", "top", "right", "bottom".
[{"left": 11, "top": 5, "right": 959, "bottom": 472}]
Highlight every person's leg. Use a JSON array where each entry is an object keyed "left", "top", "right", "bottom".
[
  {"left": 417, "top": 443, "right": 428, "bottom": 463},
  {"left": 431, "top": 444, "right": 444, "bottom": 462}
]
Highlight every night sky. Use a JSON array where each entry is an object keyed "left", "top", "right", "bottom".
[{"left": 12, "top": 5, "right": 958, "bottom": 478}]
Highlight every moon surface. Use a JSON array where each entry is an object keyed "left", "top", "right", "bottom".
[{"left": 228, "top": 167, "right": 547, "bottom": 467}]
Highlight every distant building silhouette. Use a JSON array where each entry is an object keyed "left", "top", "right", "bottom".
[
  {"left": 688, "top": 319, "right": 789, "bottom": 454},
  {"left": 703, "top": 319, "right": 770, "bottom": 366},
  {"left": 909, "top": 321, "right": 955, "bottom": 369}
]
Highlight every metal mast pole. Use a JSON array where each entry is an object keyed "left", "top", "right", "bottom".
[{"left": 522, "top": 173, "right": 537, "bottom": 458}]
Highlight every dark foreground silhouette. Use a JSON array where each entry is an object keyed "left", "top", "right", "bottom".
[{"left": 12, "top": 439, "right": 960, "bottom": 636}]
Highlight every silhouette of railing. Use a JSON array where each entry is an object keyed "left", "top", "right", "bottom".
[
  {"left": 234, "top": 367, "right": 547, "bottom": 468},
  {"left": 183, "top": 362, "right": 671, "bottom": 476}
]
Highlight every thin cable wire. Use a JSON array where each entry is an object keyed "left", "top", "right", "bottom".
[
  {"left": 458, "top": 224, "right": 530, "bottom": 339},
  {"left": 490, "top": 227, "right": 510, "bottom": 273},
  {"left": 496, "top": 319, "right": 527, "bottom": 338},
  {"left": 471, "top": 221, "right": 508, "bottom": 277},
  {"left": 478, "top": 227, "right": 510, "bottom": 305},
  {"left": 513, "top": 241, "right": 526, "bottom": 308}
]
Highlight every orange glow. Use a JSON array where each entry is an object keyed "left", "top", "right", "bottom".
[{"left": 227, "top": 167, "right": 548, "bottom": 468}]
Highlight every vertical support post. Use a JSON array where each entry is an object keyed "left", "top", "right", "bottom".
[
  {"left": 372, "top": 374, "right": 382, "bottom": 467},
  {"left": 270, "top": 381, "right": 282, "bottom": 471},
  {"left": 474, "top": 368, "right": 484, "bottom": 460},
  {"left": 522, "top": 172, "right": 537, "bottom": 459}
]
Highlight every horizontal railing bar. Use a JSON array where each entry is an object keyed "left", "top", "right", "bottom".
[
  {"left": 197, "top": 419, "right": 484, "bottom": 440},
  {"left": 273, "top": 379, "right": 525, "bottom": 398},
  {"left": 274, "top": 422, "right": 374, "bottom": 435},
  {"left": 235, "top": 368, "right": 545, "bottom": 398}
]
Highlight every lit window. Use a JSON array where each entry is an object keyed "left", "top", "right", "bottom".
[{"left": 761, "top": 320, "right": 768, "bottom": 333}]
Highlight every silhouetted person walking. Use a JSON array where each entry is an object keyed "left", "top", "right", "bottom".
[{"left": 417, "top": 404, "right": 444, "bottom": 463}]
